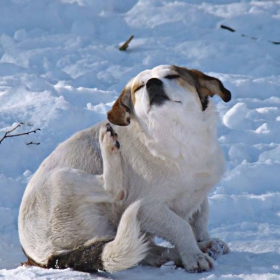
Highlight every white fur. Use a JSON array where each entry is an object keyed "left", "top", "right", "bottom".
[{"left": 19, "top": 65, "right": 229, "bottom": 273}]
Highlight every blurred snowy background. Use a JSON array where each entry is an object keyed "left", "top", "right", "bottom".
[{"left": 0, "top": 0, "right": 280, "bottom": 279}]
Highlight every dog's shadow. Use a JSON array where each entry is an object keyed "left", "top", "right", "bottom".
[
  {"left": 15, "top": 250, "right": 278, "bottom": 279},
  {"left": 214, "top": 250, "right": 279, "bottom": 275},
  {"left": 110, "top": 250, "right": 280, "bottom": 280}
]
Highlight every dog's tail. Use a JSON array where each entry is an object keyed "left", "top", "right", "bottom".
[
  {"left": 45, "top": 200, "right": 148, "bottom": 273},
  {"left": 101, "top": 200, "right": 148, "bottom": 272}
]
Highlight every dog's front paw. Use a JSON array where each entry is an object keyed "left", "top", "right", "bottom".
[
  {"left": 99, "top": 123, "right": 120, "bottom": 153},
  {"left": 183, "top": 253, "right": 214, "bottom": 273}
]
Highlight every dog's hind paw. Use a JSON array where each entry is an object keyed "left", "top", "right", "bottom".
[
  {"left": 198, "top": 238, "right": 229, "bottom": 260},
  {"left": 99, "top": 123, "right": 120, "bottom": 153}
]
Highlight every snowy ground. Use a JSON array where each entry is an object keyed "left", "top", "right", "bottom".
[{"left": 0, "top": 0, "right": 280, "bottom": 279}]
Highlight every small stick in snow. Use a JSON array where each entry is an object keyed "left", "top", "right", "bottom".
[
  {"left": 220, "top": 25, "right": 235, "bottom": 33},
  {"left": 220, "top": 24, "right": 280, "bottom": 45},
  {"left": 119, "top": 35, "right": 134, "bottom": 51},
  {"left": 0, "top": 123, "right": 41, "bottom": 144}
]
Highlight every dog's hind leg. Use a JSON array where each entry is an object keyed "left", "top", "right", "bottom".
[
  {"left": 99, "top": 123, "right": 125, "bottom": 201},
  {"left": 45, "top": 201, "right": 148, "bottom": 273}
]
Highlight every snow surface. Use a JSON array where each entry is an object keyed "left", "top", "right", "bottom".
[{"left": 0, "top": 0, "right": 280, "bottom": 279}]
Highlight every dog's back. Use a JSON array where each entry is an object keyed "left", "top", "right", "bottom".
[{"left": 18, "top": 122, "right": 104, "bottom": 265}]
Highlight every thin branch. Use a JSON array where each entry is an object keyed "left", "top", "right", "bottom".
[
  {"left": 3, "top": 128, "right": 41, "bottom": 138},
  {"left": 6, "top": 122, "right": 24, "bottom": 134},
  {"left": 220, "top": 24, "right": 280, "bottom": 45},
  {"left": 0, "top": 123, "right": 41, "bottom": 144},
  {"left": 119, "top": 35, "right": 134, "bottom": 51},
  {"left": 26, "top": 141, "right": 40, "bottom": 145}
]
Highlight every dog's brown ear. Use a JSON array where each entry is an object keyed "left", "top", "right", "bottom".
[
  {"left": 189, "top": 69, "right": 231, "bottom": 103},
  {"left": 107, "top": 87, "right": 132, "bottom": 126}
]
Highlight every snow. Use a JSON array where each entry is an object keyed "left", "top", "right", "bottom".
[{"left": 0, "top": 0, "right": 280, "bottom": 279}]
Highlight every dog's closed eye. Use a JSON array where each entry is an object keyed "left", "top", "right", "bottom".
[
  {"left": 165, "top": 74, "right": 180, "bottom": 80},
  {"left": 134, "top": 84, "right": 144, "bottom": 92}
]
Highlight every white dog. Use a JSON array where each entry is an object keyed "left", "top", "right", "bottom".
[{"left": 19, "top": 65, "right": 231, "bottom": 273}]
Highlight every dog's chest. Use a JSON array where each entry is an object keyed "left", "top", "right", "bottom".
[
  {"left": 152, "top": 146, "right": 223, "bottom": 218},
  {"left": 119, "top": 124, "right": 224, "bottom": 217},
  {"left": 164, "top": 170, "right": 212, "bottom": 217}
]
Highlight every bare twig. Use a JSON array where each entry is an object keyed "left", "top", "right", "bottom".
[
  {"left": 119, "top": 35, "right": 134, "bottom": 51},
  {"left": 26, "top": 142, "right": 40, "bottom": 145},
  {"left": 220, "top": 24, "right": 280, "bottom": 45},
  {"left": 220, "top": 25, "right": 235, "bottom": 33},
  {"left": 6, "top": 122, "right": 24, "bottom": 134},
  {"left": 0, "top": 123, "right": 41, "bottom": 144}
]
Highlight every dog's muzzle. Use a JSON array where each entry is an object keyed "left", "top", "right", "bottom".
[{"left": 146, "top": 78, "right": 169, "bottom": 106}]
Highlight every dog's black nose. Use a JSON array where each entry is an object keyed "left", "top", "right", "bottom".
[
  {"left": 146, "top": 78, "right": 163, "bottom": 89},
  {"left": 146, "top": 78, "right": 169, "bottom": 106}
]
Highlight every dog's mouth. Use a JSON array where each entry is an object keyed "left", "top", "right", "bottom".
[
  {"left": 150, "top": 93, "right": 170, "bottom": 106},
  {"left": 149, "top": 92, "right": 182, "bottom": 107}
]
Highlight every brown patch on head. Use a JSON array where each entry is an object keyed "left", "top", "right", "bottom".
[
  {"left": 107, "top": 85, "right": 132, "bottom": 126},
  {"left": 189, "top": 69, "right": 231, "bottom": 102},
  {"left": 172, "top": 65, "right": 231, "bottom": 110},
  {"left": 171, "top": 65, "right": 197, "bottom": 91}
]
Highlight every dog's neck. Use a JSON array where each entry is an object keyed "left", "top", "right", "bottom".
[{"left": 129, "top": 102, "right": 220, "bottom": 170}]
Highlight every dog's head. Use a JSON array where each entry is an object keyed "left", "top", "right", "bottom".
[
  {"left": 107, "top": 65, "right": 231, "bottom": 160},
  {"left": 108, "top": 65, "right": 231, "bottom": 127}
]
